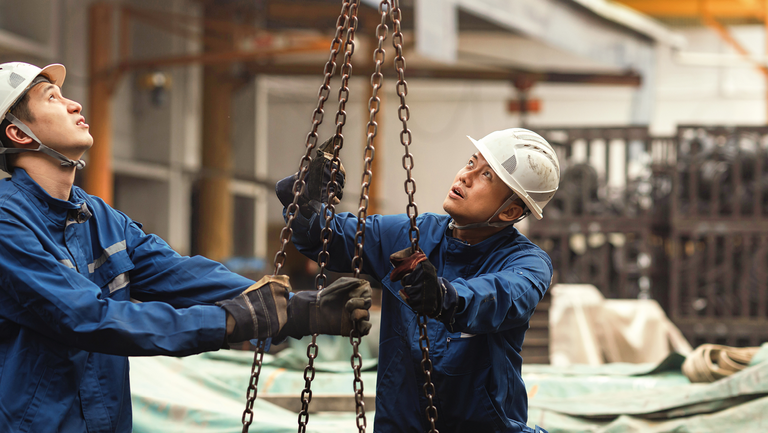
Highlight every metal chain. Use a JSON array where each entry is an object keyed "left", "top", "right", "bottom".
[
  {"left": 297, "top": 2, "right": 361, "bottom": 432},
  {"left": 351, "top": 0, "right": 389, "bottom": 280},
  {"left": 240, "top": 2, "right": 352, "bottom": 433},
  {"left": 349, "top": 330, "right": 367, "bottom": 432},
  {"left": 316, "top": 0, "right": 360, "bottom": 291},
  {"left": 328, "top": 4, "right": 369, "bottom": 430},
  {"left": 272, "top": 0, "right": 351, "bottom": 276},
  {"left": 345, "top": 4, "right": 390, "bottom": 429},
  {"left": 391, "top": 0, "right": 419, "bottom": 253},
  {"left": 417, "top": 314, "right": 439, "bottom": 432},
  {"left": 240, "top": 339, "right": 267, "bottom": 433},
  {"left": 297, "top": 334, "right": 319, "bottom": 432},
  {"left": 392, "top": 2, "right": 438, "bottom": 431}
]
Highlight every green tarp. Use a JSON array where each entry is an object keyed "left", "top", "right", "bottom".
[
  {"left": 130, "top": 336, "right": 377, "bottom": 433},
  {"left": 129, "top": 340, "right": 768, "bottom": 432},
  {"left": 526, "top": 344, "right": 768, "bottom": 432}
]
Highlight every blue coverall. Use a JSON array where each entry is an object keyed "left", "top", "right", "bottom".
[
  {"left": 288, "top": 208, "right": 553, "bottom": 433},
  {"left": 0, "top": 169, "right": 253, "bottom": 432}
]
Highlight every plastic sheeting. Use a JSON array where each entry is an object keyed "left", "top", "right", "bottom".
[
  {"left": 130, "top": 337, "right": 378, "bottom": 433},
  {"left": 527, "top": 344, "right": 768, "bottom": 432},
  {"left": 549, "top": 284, "right": 692, "bottom": 366},
  {"left": 130, "top": 338, "right": 768, "bottom": 432}
]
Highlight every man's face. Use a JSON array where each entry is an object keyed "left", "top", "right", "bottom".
[
  {"left": 22, "top": 83, "right": 92, "bottom": 157},
  {"left": 442, "top": 152, "right": 514, "bottom": 226}
]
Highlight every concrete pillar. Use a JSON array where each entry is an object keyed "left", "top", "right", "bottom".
[
  {"left": 196, "top": 4, "right": 235, "bottom": 262},
  {"left": 85, "top": 2, "right": 114, "bottom": 204}
]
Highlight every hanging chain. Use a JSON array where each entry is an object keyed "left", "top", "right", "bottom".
[
  {"left": 239, "top": 339, "right": 266, "bottom": 433},
  {"left": 297, "top": 2, "right": 361, "bottom": 433},
  {"left": 417, "top": 314, "right": 438, "bottom": 432},
  {"left": 329, "top": 2, "right": 369, "bottom": 431},
  {"left": 316, "top": 0, "right": 360, "bottom": 291},
  {"left": 391, "top": 0, "right": 419, "bottom": 254},
  {"left": 297, "top": 334, "right": 319, "bottom": 432},
  {"left": 351, "top": 1, "right": 388, "bottom": 280},
  {"left": 346, "top": 2, "right": 390, "bottom": 431},
  {"left": 349, "top": 329, "right": 367, "bottom": 432},
  {"left": 240, "top": 2, "right": 353, "bottom": 433},
  {"left": 391, "top": 1, "right": 438, "bottom": 431},
  {"left": 272, "top": 0, "right": 351, "bottom": 276}
]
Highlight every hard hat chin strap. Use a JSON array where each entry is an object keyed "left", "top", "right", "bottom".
[
  {"left": 2, "top": 113, "right": 86, "bottom": 169},
  {"left": 448, "top": 194, "right": 530, "bottom": 231}
]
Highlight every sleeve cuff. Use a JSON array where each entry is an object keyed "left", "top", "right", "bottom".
[{"left": 438, "top": 277, "right": 463, "bottom": 331}]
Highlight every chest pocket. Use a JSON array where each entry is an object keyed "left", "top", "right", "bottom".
[{"left": 89, "top": 240, "right": 134, "bottom": 299}]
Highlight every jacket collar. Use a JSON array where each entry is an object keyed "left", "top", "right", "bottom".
[
  {"left": 443, "top": 217, "right": 521, "bottom": 255},
  {"left": 12, "top": 168, "right": 84, "bottom": 214}
]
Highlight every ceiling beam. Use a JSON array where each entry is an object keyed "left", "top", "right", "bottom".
[
  {"left": 266, "top": 1, "right": 386, "bottom": 32},
  {"left": 615, "top": 0, "right": 765, "bottom": 19},
  {"left": 242, "top": 62, "right": 642, "bottom": 86}
]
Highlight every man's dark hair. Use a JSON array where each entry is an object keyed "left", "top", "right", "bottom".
[{"left": 8, "top": 90, "right": 34, "bottom": 123}]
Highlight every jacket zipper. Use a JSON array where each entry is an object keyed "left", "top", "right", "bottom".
[{"left": 64, "top": 217, "right": 81, "bottom": 274}]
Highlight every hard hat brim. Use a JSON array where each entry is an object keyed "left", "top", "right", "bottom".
[{"left": 39, "top": 64, "right": 66, "bottom": 87}]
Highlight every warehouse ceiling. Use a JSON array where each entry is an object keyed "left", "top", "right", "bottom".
[{"left": 178, "top": 0, "right": 673, "bottom": 86}]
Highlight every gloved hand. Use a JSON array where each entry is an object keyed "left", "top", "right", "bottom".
[
  {"left": 277, "top": 277, "right": 373, "bottom": 339},
  {"left": 390, "top": 248, "right": 442, "bottom": 317},
  {"left": 390, "top": 248, "right": 462, "bottom": 323},
  {"left": 216, "top": 275, "right": 290, "bottom": 344},
  {"left": 275, "top": 135, "right": 346, "bottom": 217}
]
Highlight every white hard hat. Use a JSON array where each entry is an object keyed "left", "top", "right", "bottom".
[
  {"left": 0, "top": 62, "right": 66, "bottom": 116},
  {"left": 0, "top": 62, "right": 84, "bottom": 173},
  {"left": 467, "top": 128, "right": 560, "bottom": 220}
]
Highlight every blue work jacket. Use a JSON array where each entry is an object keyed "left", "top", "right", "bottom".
[
  {"left": 289, "top": 209, "right": 552, "bottom": 433},
  {"left": 0, "top": 169, "right": 253, "bottom": 432}
]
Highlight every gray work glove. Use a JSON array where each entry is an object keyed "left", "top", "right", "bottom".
[
  {"left": 275, "top": 136, "right": 346, "bottom": 217},
  {"left": 276, "top": 277, "right": 373, "bottom": 339},
  {"left": 216, "top": 275, "right": 290, "bottom": 344}
]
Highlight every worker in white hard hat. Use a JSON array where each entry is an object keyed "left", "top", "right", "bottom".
[
  {"left": 276, "top": 127, "right": 559, "bottom": 433},
  {"left": 0, "top": 62, "right": 372, "bottom": 432}
]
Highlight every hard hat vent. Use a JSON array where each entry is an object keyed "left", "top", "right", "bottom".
[
  {"left": 501, "top": 154, "right": 517, "bottom": 174},
  {"left": 9, "top": 72, "right": 24, "bottom": 89}
]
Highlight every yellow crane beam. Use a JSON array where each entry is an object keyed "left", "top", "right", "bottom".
[{"left": 614, "top": 0, "right": 766, "bottom": 19}]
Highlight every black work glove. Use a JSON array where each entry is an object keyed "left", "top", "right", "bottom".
[
  {"left": 277, "top": 277, "right": 373, "bottom": 339},
  {"left": 390, "top": 248, "right": 462, "bottom": 326},
  {"left": 275, "top": 136, "right": 346, "bottom": 217},
  {"left": 390, "top": 248, "right": 443, "bottom": 317},
  {"left": 216, "top": 275, "right": 290, "bottom": 344}
]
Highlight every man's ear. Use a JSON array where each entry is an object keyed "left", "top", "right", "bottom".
[
  {"left": 5, "top": 123, "right": 34, "bottom": 148},
  {"left": 499, "top": 202, "right": 524, "bottom": 222}
]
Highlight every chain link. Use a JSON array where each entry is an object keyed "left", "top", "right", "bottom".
[
  {"left": 331, "top": 4, "right": 372, "bottom": 429},
  {"left": 350, "top": 331, "right": 367, "bottom": 432},
  {"left": 240, "top": 339, "right": 266, "bottom": 433},
  {"left": 351, "top": 0, "right": 389, "bottom": 279},
  {"left": 241, "top": 2, "right": 353, "bottom": 433},
  {"left": 317, "top": 0, "right": 360, "bottom": 291},
  {"left": 272, "top": 0, "right": 351, "bottom": 277},
  {"left": 417, "top": 315, "right": 439, "bottom": 431},
  {"left": 390, "top": 0, "right": 419, "bottom": 253},
  {"left": 298, "top": 1, "right": 362, "bottom": 432},
  {"left": 391, "top": 1, "right": 438, "bottom": 431},
  {"left": 345, "top": 4, "right": 391, "bottom": 430},
  {"left": 297, "top": 334, "right": 319, "bottom": 432}
]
